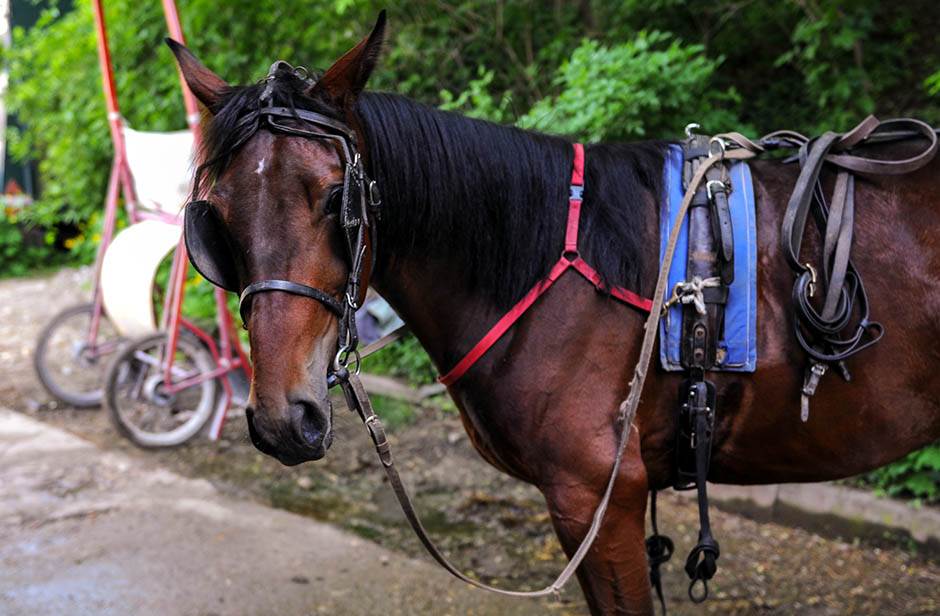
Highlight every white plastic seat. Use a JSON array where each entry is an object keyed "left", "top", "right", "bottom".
[
  {"left": 100, "top": 219, "right": 181, "bottom": 337},
  {"left": 123, "top": 126, "right": 195, "bottom": 214},
  {"left": 100, "top": 126, "right": 195, "bottom": 336}
]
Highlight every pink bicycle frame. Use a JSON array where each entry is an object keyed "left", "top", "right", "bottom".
[
  {"left": 159, "top": 0, "right": 251, "bottom": 440},
  {"left": 91, "top": 0, "right": 251, "bottom": 440}
]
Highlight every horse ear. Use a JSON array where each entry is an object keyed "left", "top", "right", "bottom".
[
  {"left": 309, "top": 10, "right": 386, "bottom": 106},
  {"left": 165, "top": 38, "right": 229, "bottom": 112}
]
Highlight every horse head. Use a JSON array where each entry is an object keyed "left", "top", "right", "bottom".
[{"left": 169, "top": 12, "right": 387, "bottom": 466}]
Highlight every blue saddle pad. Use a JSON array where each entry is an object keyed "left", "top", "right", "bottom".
[{"left": 658, "top": 145, "right": 757, "bottom": 372}]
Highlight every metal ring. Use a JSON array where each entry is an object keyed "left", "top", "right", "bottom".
[
  {"left": 346, "top": 349, "right": 362, "bottom": 375},
  {"left": 333, "top": 345, "right": 351, "bottom": 372},
  {"left": 685, "top": 123, "right": 701, "bottom": 138}
]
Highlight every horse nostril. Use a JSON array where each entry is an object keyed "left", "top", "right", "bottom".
[{"left": 291, "top": 399, "right": 330, "bottom": 449}]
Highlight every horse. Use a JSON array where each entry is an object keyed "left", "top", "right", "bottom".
[{"left": 168, "top": 13, "right": 940, "bottom": 615}]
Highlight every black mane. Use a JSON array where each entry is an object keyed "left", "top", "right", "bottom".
[
  {"left": 357, "top": 93, "right": 666, "bottom": 307},
  {"left": 199, "top": 74, "right": 667, "bottom": 308}
]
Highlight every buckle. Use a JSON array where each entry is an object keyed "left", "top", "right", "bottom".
[
  {"left": 706, "top": 180, "right": 727, "bottom": 201},
  {"left": 569, "top": 185, "right": 584, "bottom": 201}
]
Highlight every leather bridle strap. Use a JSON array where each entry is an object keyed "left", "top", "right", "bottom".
[
  {"left": 337, "top": 149, "right": 755, "bottom": 597},
  {"left": 239, "top": 280, "right": 345, "bottom": 323},
  {"left": 227, "top": 72, "right": 380, "bottom": 375},
  {"left": 769, "top": 116, "right": 937, "bottom": 418}
]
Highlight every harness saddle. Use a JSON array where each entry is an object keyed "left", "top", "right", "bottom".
[{"left": 646, "top": 116, "right": 938, "bottom": 610}]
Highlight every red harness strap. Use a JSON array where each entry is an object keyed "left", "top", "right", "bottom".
[{"left": 439, "top": 143, "right": 654, "bottom": 386}]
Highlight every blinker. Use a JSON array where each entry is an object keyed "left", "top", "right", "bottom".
[{"left": 183, "top": 200, "right": 241, "bottom": 293}]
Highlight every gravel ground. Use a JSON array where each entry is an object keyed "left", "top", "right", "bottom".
[{"left": 2, "top": 266, "right": 939, "bottom": 615}]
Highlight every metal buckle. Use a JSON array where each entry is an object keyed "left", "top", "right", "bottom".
[
  {"left": 804, "top": 262, "right": 818, "bottom": 297},
  {"left": 706, "top": 180, "right": 727, "bottom": 201},
  {"left": 367, "top": 180, "right": 382, "bottom": 207},
  {"left": 569, "top": 185, "right": 584, "bottom": 201}
]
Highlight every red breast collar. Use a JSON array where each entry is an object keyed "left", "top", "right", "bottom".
[{"left": 439, "top": 143, "right": 653, "bottom": 386}]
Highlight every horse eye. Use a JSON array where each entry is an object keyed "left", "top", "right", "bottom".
[{"left": 325, "top": 187, "right": 343, "bottom": 216}]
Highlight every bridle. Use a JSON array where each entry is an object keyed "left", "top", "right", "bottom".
[{"left": 183, "top": 62, "right": 381, "bottom": 380}]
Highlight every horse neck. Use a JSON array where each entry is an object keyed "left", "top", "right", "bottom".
[
  {"left": 357, "top": 93, "right": 661, "bottom": 380},
  {"left": 358, "top": 93, "right": 575, "bottom": 371}
]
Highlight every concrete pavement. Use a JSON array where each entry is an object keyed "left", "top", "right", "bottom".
[{"left": 0, "top": 409, "right": 553, "bottom": 615}]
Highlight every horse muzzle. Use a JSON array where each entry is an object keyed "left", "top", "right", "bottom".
[{"left": 246, "top": 398, "right": 333, "bottom": 465}]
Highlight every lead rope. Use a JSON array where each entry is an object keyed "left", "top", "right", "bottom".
[{"left": 335, "top": 148, "right": 756, "bottom": 599}]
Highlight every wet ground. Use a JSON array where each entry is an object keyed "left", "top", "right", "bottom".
[
  {"left": 3, "top": 267, "right": 940, "bottom": 615},
  {"left": 0, "top": 408, "right": 545, "bottom": 616}
]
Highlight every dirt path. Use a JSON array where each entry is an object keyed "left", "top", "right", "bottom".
[{"left": 3, "top": 267, "right": 940, "bottom": 615}]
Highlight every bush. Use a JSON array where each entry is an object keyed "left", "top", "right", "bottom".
[
  {"left": 0, "top": 209, "right": 62, "bottom": 277},
  {"left": 519, "top": 33, "right": 743, "bottom": 141},
  {"left": 861, "top": 444, "right": 940, "bottom": 504}
]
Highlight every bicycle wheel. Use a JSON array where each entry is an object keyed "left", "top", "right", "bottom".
[
  {"left": 34, "top": 303, "right": 123, "bottom": 408},
  {"left": 105, "top": 332, "right": 217, "bottom": 448}
]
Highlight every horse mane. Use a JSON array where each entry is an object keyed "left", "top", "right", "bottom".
[
  {"left": 357, "top": 93, "right": 667, "bottom": 307},
  {"left": 198, "top": 73, "right": 667, "bottom": 308}
]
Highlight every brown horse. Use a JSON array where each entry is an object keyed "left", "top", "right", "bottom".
[{"left": 169, "top": 14, "right": 940, "bottom": 615}]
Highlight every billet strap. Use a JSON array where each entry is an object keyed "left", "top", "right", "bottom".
[
  {"left": 343, "top": 149, "right": 755, "bottom": 597},
  {"left": 564, "top": 142, "right": 585, "bottom": 253}
]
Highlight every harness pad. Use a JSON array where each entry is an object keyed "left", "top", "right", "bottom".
[{"left": 659, "top": 145, "right": 757, "bottom": 372}]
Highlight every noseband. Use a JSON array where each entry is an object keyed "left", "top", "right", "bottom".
[{"left": 183, "top": 62, "right": 381, "bottom": 378}]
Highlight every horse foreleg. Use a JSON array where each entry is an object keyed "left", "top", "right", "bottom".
[{"left": 541, "top": 444, "right": 653, "bottom": 615}]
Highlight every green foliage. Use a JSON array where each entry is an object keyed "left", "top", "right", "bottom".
[
  {"left": 365, "top": 335, "right": 438, "bottom": 386},
  {"left": 927, "top": 71, "right": 940, "bottom": 97},
  {"left": 862, "top": 443, "right": 940, "bottom": 504},
  {"left": 519, "top": 33, "right": 741, "bottom": 141},
  {"left": 439, "top": 67, "right": 512, "bottom": 123},
  {"left": 0, "top": 207, "right": 69, "bottom": 277}
]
